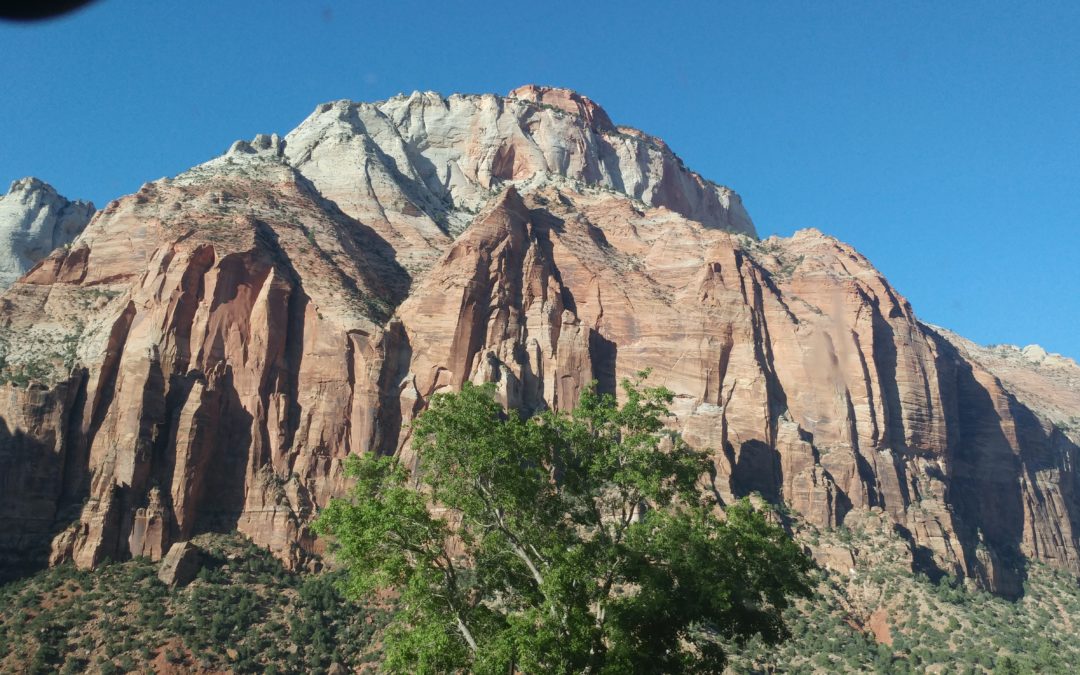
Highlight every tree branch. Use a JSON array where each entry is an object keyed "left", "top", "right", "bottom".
[
  {"left": 474, "top": 477, "right": 548, "bottom": 588},
  {"left": 456, "top": 614, "right": 478, "bottom": 653}
]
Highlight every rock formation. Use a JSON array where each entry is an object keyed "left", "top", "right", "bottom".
[
  {"left": 929, "top": 326, "right": 1080, "bottom": 443},
  {"left": 280, "top": 84, "right": 754, "bottom": 272},
  {"left": 0, "top": 178, "right": 94, "bottom": 289},
  {"left": 0, "top": 87, "right": 1076, "bottom": 597},
  {"left": 157, "top": 540, "right": 201, "bottom": 587}
]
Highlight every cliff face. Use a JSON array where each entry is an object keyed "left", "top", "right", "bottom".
[
  {"left": 0, "top": 178, "right": 94, "bottom": 289},
  {"left": 280, "top": 85, "right": 755, "bottom": 273},
  {"left": 394, "top": 188, "right": 1080, "bottom": 596},
  {"left": 0, "top": 87, "right": 1076, "bottom": 595},
  {"left": 928, "top": 326, "right": 1080, "bottom": 444}
]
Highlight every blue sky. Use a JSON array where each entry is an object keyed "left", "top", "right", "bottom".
[{"left": 2, "top": 1, "right": 1078, "bottom": 358}]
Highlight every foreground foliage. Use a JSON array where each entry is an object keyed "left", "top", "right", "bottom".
[{"left": 316, "top": 378, "right": 814, "bottom": 674}]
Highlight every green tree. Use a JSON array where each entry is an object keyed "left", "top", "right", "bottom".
[{"left": 316, "top": 376, "right": 813, "bottom": 674}]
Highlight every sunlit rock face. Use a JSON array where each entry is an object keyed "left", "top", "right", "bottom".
[
  {"left": 0, "top": 178, "right": 94, "bottom": 289},
  {"left": 0, "top": 86, "right": 1076, "bottom": 597},
  {"left": 281, "top": 85, "right": 755, "bottom": 272}
]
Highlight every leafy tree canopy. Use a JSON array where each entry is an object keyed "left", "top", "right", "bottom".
[{"left": 316, "top": 375, "right": 813, "bottom": 674}]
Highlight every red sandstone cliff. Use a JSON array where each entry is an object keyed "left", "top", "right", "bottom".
[{"left": 0, "top": 88, "right": 1076, "bottom": 596}]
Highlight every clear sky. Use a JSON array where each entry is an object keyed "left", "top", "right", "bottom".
[{"left": 2, "top": 1, "right": 1078, "bottom": 358}]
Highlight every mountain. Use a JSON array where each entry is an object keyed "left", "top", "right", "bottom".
[
  {"left": 0, "top": 178, "right": 94, "bottom": 289},
  {"left": 0, "top": 86, "right": 1076, "bottom": 600}
]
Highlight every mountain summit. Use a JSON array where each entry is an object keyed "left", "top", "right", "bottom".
[
  {"left": 0, "top": 87, "right": 1076, "bottom": 598},
  {"left": 0, "top": 178, "right": 93, "bottom": 289}
]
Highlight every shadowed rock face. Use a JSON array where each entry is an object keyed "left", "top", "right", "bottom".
[
  {"left": 0, "top": 87, "right": 1076, "bottom": 596},
  {"left": 0, "top": 178, "right": 94, "bottom": 289}
]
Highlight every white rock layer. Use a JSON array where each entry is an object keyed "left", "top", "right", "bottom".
[
  {"left": 278, "top": 86, "right": 755, "bottom": 271},
  {"left": 0, "top": 178, "right": 94, "bottom": 288}
]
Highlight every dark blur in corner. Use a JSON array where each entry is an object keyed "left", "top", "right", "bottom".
[{"left": 0, "top": 0, "right": 97, "bottom": 21}]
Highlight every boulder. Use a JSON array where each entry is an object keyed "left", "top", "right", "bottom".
[{"left": 158, "top": 542, "right": 201, "bottom": 587}]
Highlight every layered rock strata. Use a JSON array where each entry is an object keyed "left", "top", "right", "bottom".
[{"left": 0, "top": 87, "right": 1076, "bottom": 597}]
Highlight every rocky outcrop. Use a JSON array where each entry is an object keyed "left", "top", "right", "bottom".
[
  {"left": 0, "top": 178, "right": 94, "bottom": 289},
  {"left": 158, "top": 540, "right": 201, "bottom": 587},
  {"left": 0, "top": 87, "right": 1076, "bottom": 597},
  {"left": 1, "top": 143, "right": 408, "bottom": 576}
]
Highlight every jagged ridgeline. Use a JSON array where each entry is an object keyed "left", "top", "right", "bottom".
[{"left": 0, "top": 85, "right": 1078, "bottom": 608}]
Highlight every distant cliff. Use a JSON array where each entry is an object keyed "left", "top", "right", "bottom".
[{"left": 0, "top": 177, "right": 94, "bottom": 289}]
